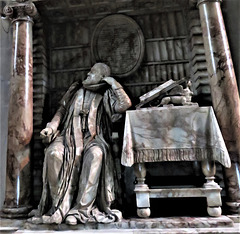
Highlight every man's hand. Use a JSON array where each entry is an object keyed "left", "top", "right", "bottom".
[
  {"left": 40, "top": 127, "right": 53, "bottom": 144},
  {"left": 102, "top": 77, "right": 122, "bottom": 89},
  {"left": 40, "top": 127, "right": 53, "bottom": 138}
]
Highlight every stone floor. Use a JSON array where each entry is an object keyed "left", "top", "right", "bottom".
[{"left": 0, "top": 215, "right": 239, "bottom": 234}]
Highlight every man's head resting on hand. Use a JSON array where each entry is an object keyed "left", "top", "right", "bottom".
[{"left": 83, "top": 63, "right": 111, "bottom": 86}]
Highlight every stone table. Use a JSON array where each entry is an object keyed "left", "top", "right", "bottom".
[{"left": 121, "top": 106, "right": 231, "bottom": 218}]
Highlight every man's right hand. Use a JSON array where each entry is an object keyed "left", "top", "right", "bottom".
[
  {"left": 40, "top": 127, "right": 53, "bottom": 138},
  {"left": 40, "top": 127, "right": 54, "bottom": 143}
]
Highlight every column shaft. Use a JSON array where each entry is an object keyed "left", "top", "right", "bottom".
[
  {"left": 1, "top": 1, "right": 36, "bottom": 218},
  {"left": 198, "top": 0, "right": 240, "bottom": 213}
]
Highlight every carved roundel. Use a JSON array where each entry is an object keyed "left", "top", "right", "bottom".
[{"left": 91, "top": 14, "right": 145, "bottom": 77}]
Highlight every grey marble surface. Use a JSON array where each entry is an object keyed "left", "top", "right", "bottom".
[{"left": 1, "top": 215, "right": 239, "bottom": 233}]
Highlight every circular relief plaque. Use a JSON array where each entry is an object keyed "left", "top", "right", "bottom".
[{"left": 91, "top": 14, "right": 145, "bottom": 77}]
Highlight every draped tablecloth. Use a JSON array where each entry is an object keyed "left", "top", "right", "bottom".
[{"left": 121, "top": 106, "right": 231, "bottom": 168}]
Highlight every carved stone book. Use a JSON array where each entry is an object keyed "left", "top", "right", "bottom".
[{"left": 136, "top": 79, "right": 185, "bottom": 109}]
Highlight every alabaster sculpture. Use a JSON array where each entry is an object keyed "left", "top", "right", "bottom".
[{"left": 28, "top": 63, "right": 132, "bottom": 225}]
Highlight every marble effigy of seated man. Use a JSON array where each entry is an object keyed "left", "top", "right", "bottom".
[{"left": 28, "top": 63, "right": 132, "bottom": 225}]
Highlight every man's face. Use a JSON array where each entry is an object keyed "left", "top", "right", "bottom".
[{"left": 83, "top": 66, "right": 103, "bottom": 85}]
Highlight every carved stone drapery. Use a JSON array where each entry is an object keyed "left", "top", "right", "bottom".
[
  {"left": 197, "top": 0, "right": 240, "bottom": 214},
  {"left": 1, "top": 0, "right": 37, "bottom": 218}
]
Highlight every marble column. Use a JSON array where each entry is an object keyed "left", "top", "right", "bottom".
[
  {"left": 197, "top": 0, "right": 240, "bottom": 214},
  {"left": 1, "top": 1, "right": 37, "bottom": 218}
]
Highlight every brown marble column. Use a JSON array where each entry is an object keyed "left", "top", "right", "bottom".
[
  {"left": 1, "top": 1, "right": 37, "bottom": 218},
  {"left": 197, "top": 0, "right": 240, "bottom": 214}
]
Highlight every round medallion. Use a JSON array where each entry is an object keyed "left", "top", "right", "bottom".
[{"left": 91, "top": 14, "right": 145, "bottom": 77}]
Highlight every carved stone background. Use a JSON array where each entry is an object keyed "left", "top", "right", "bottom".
[
  {"left": 37, "top": 0, "right": 187, "bottom": 21},
  {"left": 36, "top": 4, "right": 192, "bottom": 115},
  {"left": 32, "top": 18, "right": 49, "bottom": 205},
  {"left": 0, "top": 0, "right": 238, "bottom": 213},
  {"left": 31, "top": 0, "right": 219, "bottom": 206}
]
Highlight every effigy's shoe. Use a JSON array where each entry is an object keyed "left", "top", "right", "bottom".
[
  {"left": 42, "top": 210, "right": 63, "bottom": 224},
  {"left": 27, "top": 216, "right": 43, "bottom": 224},
  {"left": 65, "top": 215, "right": 77, "bottom": 225}
]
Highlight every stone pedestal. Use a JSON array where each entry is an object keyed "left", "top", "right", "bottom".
[
  {"left": 198, "top": 0, "right": 240, "bottom": 214},
  {"left": 0, "top": 216, "right": 236, "bottom": 232},
  {"left": 1, "top": 1, "right": 37, "bottom": 218}
]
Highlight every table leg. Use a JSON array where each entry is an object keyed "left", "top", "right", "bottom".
[
  {"left": 201, "top": 160, "right": 222, "bottom": 217},
  {"left": 133, "top": 163, "right": 151, "bottom": 218}
]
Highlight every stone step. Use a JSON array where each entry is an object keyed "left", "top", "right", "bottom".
[{"left": 0, "top": 216, "right": 235, "bottom": 232}]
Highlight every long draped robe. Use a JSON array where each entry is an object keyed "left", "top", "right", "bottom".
[{"left": 37, "top": 82, "right": 127, "bottom": 223}]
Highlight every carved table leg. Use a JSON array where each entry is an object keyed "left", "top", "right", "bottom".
[
  {"left": 201, "top": 160, "right": 222, "bottom": 217},
  {"left": 133, "top": 163, "right": 150, "bottom": 218}
]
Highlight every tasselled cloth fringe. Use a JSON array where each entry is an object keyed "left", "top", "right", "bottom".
[{"left": 133, "top": 148, "right": 231, "bottom": 168}]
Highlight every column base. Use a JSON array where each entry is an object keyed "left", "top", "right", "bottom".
[
  {"left": 227, "top": 214, "right": 240, "bottom": 223},
  {"left": 1, "top": 206, "right": 32, "bottom": 218},
  {"left": 225, "top": 201, "right": 240, "bottom": 215}
]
